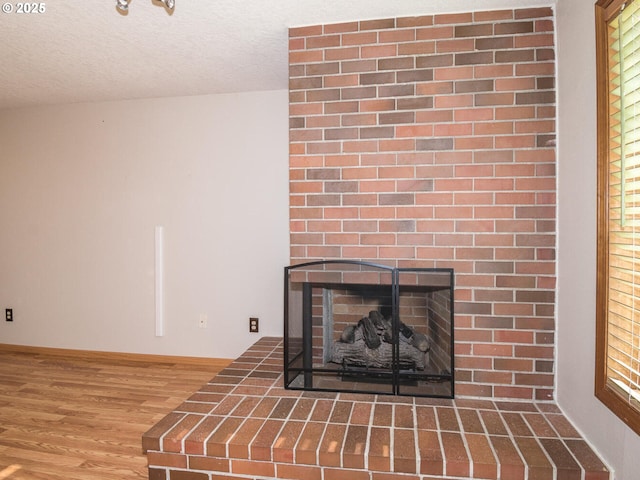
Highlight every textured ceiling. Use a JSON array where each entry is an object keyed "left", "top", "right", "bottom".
[{"left": 0, "top": 0, "right": 555, "bottom": 110}]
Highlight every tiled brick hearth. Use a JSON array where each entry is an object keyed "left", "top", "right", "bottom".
[{"left": 144, "top": 338, "right": 609, "bottom": 480}]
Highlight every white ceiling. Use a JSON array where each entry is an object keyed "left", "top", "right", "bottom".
[{"left": 0, "top": 0, "right": 555, "bottom": 111}]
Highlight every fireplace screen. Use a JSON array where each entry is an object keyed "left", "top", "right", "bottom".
[{"left": 284, "top": 260, "right": 454, "bottom": 398}]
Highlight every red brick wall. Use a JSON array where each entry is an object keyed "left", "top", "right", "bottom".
[{"left": 289, "top": 7, "right": 556, "bottom": 401}]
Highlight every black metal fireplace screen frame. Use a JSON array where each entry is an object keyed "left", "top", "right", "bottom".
[{"left": 284, "top": 260, "right": 455, "bottom": 398}]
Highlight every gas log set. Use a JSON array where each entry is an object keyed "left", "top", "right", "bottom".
[{"left": 331, "top": 310, "right": 431, "bottom": 370}]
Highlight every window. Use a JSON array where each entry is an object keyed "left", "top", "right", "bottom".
[{"left": 596, "top": 0, "right": 640, "bottom": 435}]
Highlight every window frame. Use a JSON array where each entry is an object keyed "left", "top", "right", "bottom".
[{"left": 595, "top": 0, "right": 640, "bottom": 436}]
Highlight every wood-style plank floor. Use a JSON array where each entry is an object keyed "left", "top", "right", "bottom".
[{"left": 0, "top": 344, "right": 231, "bottom": 480}]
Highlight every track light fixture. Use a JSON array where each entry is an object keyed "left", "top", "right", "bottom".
[{"left": 116, "top": 0, "right": 175, "bottom": 14}]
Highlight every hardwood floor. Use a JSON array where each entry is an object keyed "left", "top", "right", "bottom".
[{"left": 0, "top": 344, "right": 231, "bottom": 480}]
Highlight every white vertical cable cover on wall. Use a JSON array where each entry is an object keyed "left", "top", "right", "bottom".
[{"left": 155, "top": 225, "right": 164, "bottom": 337}]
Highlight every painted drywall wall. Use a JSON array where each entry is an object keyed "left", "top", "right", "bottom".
[
  {"left": 0, "top": 90, "right": 290, "bottom": 359},
  {"left": 556, "top": 1, "right": 640, "bottom": 478}
]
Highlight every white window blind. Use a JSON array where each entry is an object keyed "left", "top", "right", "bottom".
[{"left": 607, "top": 0, "right": 640, "bottom": 411}]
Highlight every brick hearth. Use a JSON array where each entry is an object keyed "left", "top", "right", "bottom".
[{"left": 143, "top": 338, "right": 609, "bottom": 480}]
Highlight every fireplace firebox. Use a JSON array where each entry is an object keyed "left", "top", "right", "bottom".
[{"left": 284, "top": 260, "right": 454, "bottom": 398}]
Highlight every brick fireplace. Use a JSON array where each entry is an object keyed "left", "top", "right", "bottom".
[
  {"left": 142, "top": 7, "right": 609, "bottom": 480},
  {"left": 289, "top": 6, "right": 556, "bottom": 402}
]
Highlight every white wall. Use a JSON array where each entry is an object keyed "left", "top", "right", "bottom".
[
  {"left": 0, "top": 90, "right": 290, "bottom": 359},
  {"left": 556, "top": 2, "right": 640, "bottom": 479}
]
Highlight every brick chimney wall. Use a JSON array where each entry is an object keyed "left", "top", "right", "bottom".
[{"left": 289, "top": 7, "right": 556, "bottom": 401}]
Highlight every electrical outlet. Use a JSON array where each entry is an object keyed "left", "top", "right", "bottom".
[
  {"left": 249, "top": 317, "right": 259, "bottom": 333},
  {"left": 5, "top": 309, "right": 13, "bottom": 322},
  {"left": 198, "top": 314, "right": 207, "bottom": 328}
]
